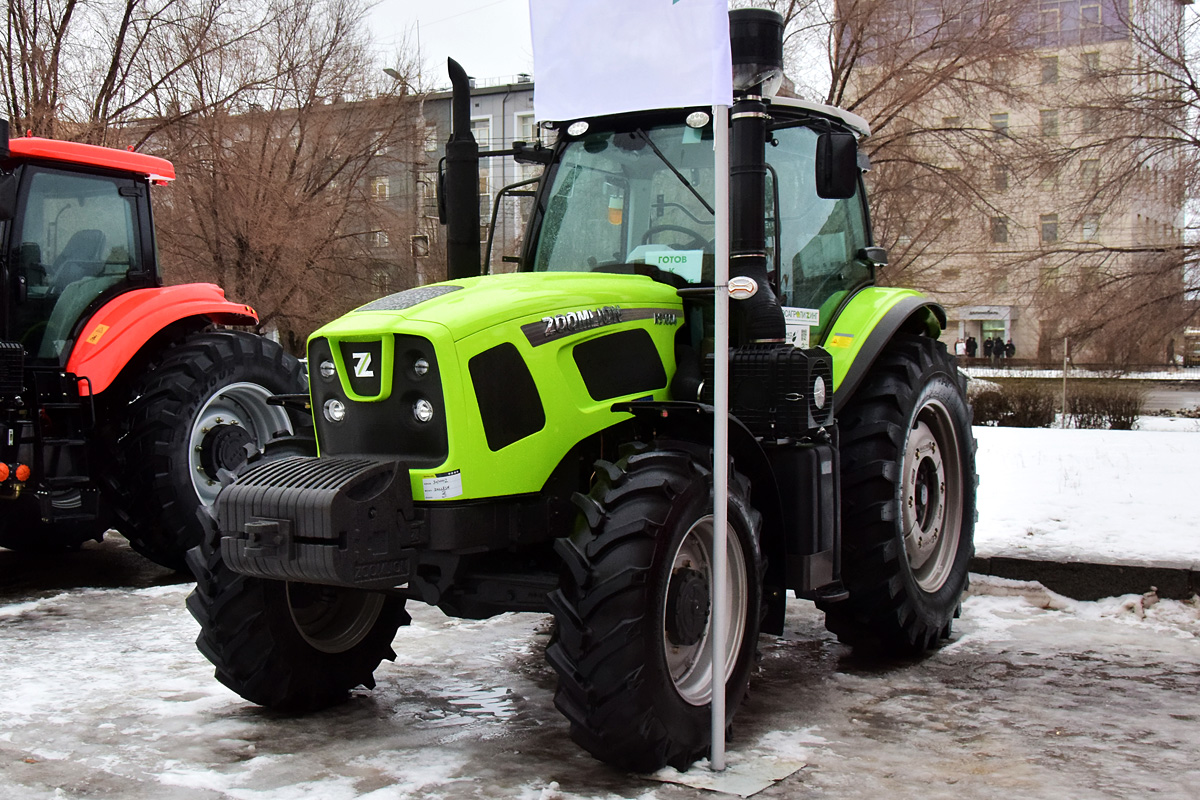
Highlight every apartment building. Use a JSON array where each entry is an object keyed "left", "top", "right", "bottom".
[{"left": 846, "top": 0, "right": 1190, "bottom": 363}]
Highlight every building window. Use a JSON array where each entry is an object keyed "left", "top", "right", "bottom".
[
  {"left": 990, "top": 112, "right": 1009, "bottom": 139},
  {"left": 370, "top": 176, "right": 390, "bottom": 200},
  {"left": 515, "top": 112, "right": 536, "bottom": 143},
  {"left": 369, "top": 230, "right": 389, "bottom": 248},
  {"left": 992, "top": 164, "right": 1009, "bottom": 191},
  {"left": 371, "top": 270, "right": 390, "bottom": 295},
  {"left": 1082, "top": 214, "right": 1100, "bottom": 241},
  {"left": 942, "top": 115, "right": 961, "bottom": 129},
  {"left": 1040, "top": 56, "right": 1059, "bottom": 84},
  {"left": 1039, "top": 8, "right": 1060, "bottom": 46},
  {"left": 1040, "top": 109, "right": 1059, "bottom": 138},
  {"left": 1040, "top": 214, "right": 1059, "bottom": 243},
  {"left": 420, "top": 172, "right": 439, "bottom": 218},
  {"left": 1081, "top": 2, "right": 1101, "bottom": 29},
  {"left": 1080, "top": 106, "right": 1100, "bottom": 130},
  {"left": 991, "top": 216, "right": 1009, "bottom": 244},
  {"left": 1080, "top": 159, "right": 1100, "bottom": 184},
  {"left": 411, "top": 234, "right": 430, "bottom": 258},
  {"left": 1082, "top": 51, "right": 1100, "bottom": 74}
]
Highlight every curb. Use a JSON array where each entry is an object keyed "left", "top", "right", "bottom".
[{"left": 969, "top": 556, "right": 1200, "bottom": 601}]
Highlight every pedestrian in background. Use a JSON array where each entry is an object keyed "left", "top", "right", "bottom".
[
  {"left": 1005, "top": 338, "right": 1016, "bottom": 362},
  {"left": 983, "top": 336, "right": 994, "bottom": 362},
  {"left": 966, "top": 335, "right": 977, "bottom": 360}
]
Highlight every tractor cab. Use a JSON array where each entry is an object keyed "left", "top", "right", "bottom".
[
  {"left": 520, "top": 100, "right": 880, "bottom": 351},
  {"left": 2, "top": 155, "right": 162, "bottom": 362}
]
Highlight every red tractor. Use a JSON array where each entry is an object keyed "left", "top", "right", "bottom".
[{"left": 0, "top": 123, "right": 309, "bottom": 569}]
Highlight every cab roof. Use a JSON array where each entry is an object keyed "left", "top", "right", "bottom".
[{"left": 6, "top": 136, "right": 175, "bottom": 182}]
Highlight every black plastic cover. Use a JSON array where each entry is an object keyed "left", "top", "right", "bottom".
[
  {"left": 703, "top": 343, "right": 834, "bottom": 437},
  {"left": 218, "top": 455, "right": 424, "bottom": 590}
]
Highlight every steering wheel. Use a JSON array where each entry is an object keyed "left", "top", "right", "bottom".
[{"left": 640, "top": 224, "right": 710, "bottom": 251}]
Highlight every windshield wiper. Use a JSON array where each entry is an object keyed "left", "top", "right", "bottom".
[{"left": 635, "top": 128, "right": 715, "bottom": 217}]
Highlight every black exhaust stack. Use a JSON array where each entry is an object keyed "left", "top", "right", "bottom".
[
  {"left": 729, "top": 9, "right": 786, "bottom": 343},
  {"left": 444, "top": 59, "right": 481, "bottom": 280}
]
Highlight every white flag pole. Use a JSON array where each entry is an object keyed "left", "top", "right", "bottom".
[{"left": 710, "top": 102, "right": 731, "bottom": 773}]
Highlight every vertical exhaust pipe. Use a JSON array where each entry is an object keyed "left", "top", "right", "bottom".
[
  {"left": 729, "top": 9, "right": 786, "bottom": 342},
  {"left": 444, "top": 59, "right": 481, "bottom": 280}
]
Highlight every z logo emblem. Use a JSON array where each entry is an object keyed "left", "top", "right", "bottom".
[{"left": 352, "top": 352, "right": 375, "bottom": 378}]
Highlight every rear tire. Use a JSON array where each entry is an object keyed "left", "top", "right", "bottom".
[
  {"left": 821, "top": 334, "right": 976, "bottom": 654},
  {"left": 116, "top": 331, "right": 307, "bottom": 570},
  {"left": 186, "top": 524, "right": 409, "bottom": 711},
  {"left": 546, "top": 443, "right": 762, "bottom": 772}
]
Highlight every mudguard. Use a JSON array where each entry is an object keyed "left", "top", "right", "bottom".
[
  {"left": 822, "top": 287, "right": 946, "bottom": 412},
  {"left": 65, "top": 284, "right": 258, "bottom": 395}
]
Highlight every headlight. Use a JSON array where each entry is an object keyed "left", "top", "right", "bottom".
[
  {"left": 319, "top": 360, "right": 337, "bottom": 379},
  {"left": 413, "top": 357, "right": 429, "bottom": 377},
  {"left": 323, "top": 398, "right": 347, "bottom": 423},
  {"left": 413, "top": 398, "right": 434, "bottom": 423},
  {"left": 813, "top": 375, "right": 827, "bottom": 410}
]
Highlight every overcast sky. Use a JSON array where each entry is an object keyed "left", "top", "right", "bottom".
[{"left": 368, "top": 0, "right": 534, "bottom": 87}]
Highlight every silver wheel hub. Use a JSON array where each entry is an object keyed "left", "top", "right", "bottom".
[
  {"left": 286, "top": 583, "right": 386, "bottom": 654},
  {"left": 188, "top": 381, "right": 294, "bottom": 505},
  {"left": 661, "top": 515, "right": 748, "bottom": 706},
  {"left": 901, "top": 398, "right": 964, "bottom": 592}
]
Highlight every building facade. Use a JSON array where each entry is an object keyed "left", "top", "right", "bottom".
[{"left": 845, "top": 0, "right": 1190, "bottom": 364}]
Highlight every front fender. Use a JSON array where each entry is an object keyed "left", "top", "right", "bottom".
[
  {"left": 822, "top": 288, "right": 945, "bottom": 413},
  {"left": 66, "top": 284, "right": 258, "bottom": 395}
]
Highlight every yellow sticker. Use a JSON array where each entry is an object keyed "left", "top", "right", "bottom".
[
  {"left": 828, "top": 333, "right": 855, "bottom": 348},
  {"left": 85, "top": 324, "right": 110, "bottom": 345}
]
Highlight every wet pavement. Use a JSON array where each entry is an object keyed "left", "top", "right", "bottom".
[{"left": 1, "top": 537, "right": 1197, "bottom": 799}]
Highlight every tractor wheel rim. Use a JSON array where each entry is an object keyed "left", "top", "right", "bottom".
[
  {"left": 188, "top": 381, "right": 293, "bottom": 506},
  {"left": 286, "top": 582, "right": 386, "bottom": 654},
  {"left": 661, "top": 515, "right": 748, "bottom": 706},
  {"left": 901, "top": 397, "right": 964, "bottom": 592}
]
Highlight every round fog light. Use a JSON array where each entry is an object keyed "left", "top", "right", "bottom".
[
  {"left": 413, "top": 398, "right": 434, "bottom": 423},
  {"left": 323, "top": 398, "right": 347, "bottom": 423},
  {"left": 413, "top": 357, "right": 429, "bottom": 377},
  {"left": 319, "top": 360, "right": 337, "bottom": 379},
  {"left": 813, "top": 375, "right": 827, "bottom": 410}
]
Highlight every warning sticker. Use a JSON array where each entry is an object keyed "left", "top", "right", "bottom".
[
  {"left": 422, "top": 469, "right": 463, "bottom": 500},
  {"left": 85, "top": 324, "right": 110, "bottom": 345},
  {"left": 827, "top": 333, "right": 855, "bottom": 348}
]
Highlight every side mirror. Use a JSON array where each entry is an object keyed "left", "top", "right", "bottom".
[
  {"left": 856, "top": 246, "right": 888, "bottom": 267},
  {"left": 815, "top": 131, "right": 858, "bottom": 200},
  {"left": 0, "top": 172, "right": 16, "bottom": 221}
]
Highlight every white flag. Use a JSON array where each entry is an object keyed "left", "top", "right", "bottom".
[{"left": 529, "top": 0, "right": 732, "bottom": 122}]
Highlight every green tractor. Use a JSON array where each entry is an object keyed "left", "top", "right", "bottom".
[{"left": 187, "top": 10, "right": 975, "bottom": 772}]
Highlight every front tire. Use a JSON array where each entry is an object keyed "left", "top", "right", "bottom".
[
  {"left": 821, "top": 334, "right": 976, "bottom": 654},
  {"left": 186, "top": 525, "right": 409, "bottom": 711},
  {"left": 546, "top": 443, "right": 763, "bottom": 772},
  {"left": 116, "top": 331, "right": 307, "bottom": 569}
]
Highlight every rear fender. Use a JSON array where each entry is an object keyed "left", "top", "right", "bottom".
[
  {"left": 823, "top": 288, "right": 946, "bottom": 413},
  {"left": 614, "top": 401, "right": 788, "bottom": 636},
  {"left": 65, "top": 284, "right": 258, "bottom": 395}
]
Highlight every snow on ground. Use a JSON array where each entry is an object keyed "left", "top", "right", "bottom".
[
  {"left": 973, "top": 424, "right": 1200, "bottom": 568},
  {"left": 2, "top": 422, "right": 1200, "bottom": 798}
]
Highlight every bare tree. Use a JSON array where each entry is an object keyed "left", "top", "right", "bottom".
[
  {"left": 146, "top": 0, "right": 424, "bottom": 348},
  {"left": 2, "top": 0, "right": 282, "bottom": 143}
]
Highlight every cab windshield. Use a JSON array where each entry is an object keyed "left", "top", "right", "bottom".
[{"left": 532, "top": 121, "right": 716, "bottom": 285}]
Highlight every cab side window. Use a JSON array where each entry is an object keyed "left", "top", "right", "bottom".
[
  {"left": 13, "top": 169, "right": 141, "bottom": 358},
  {"left": 767, "top": 125, "right": 870, "bottom": 342}
]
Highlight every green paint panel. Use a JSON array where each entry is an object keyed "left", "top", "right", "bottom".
[
  {"left": 821, "top": 286, "right": 928, "bottom": 389},
  {"left": 310, "top": 273, "right": 684, "bottom": 502}
]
